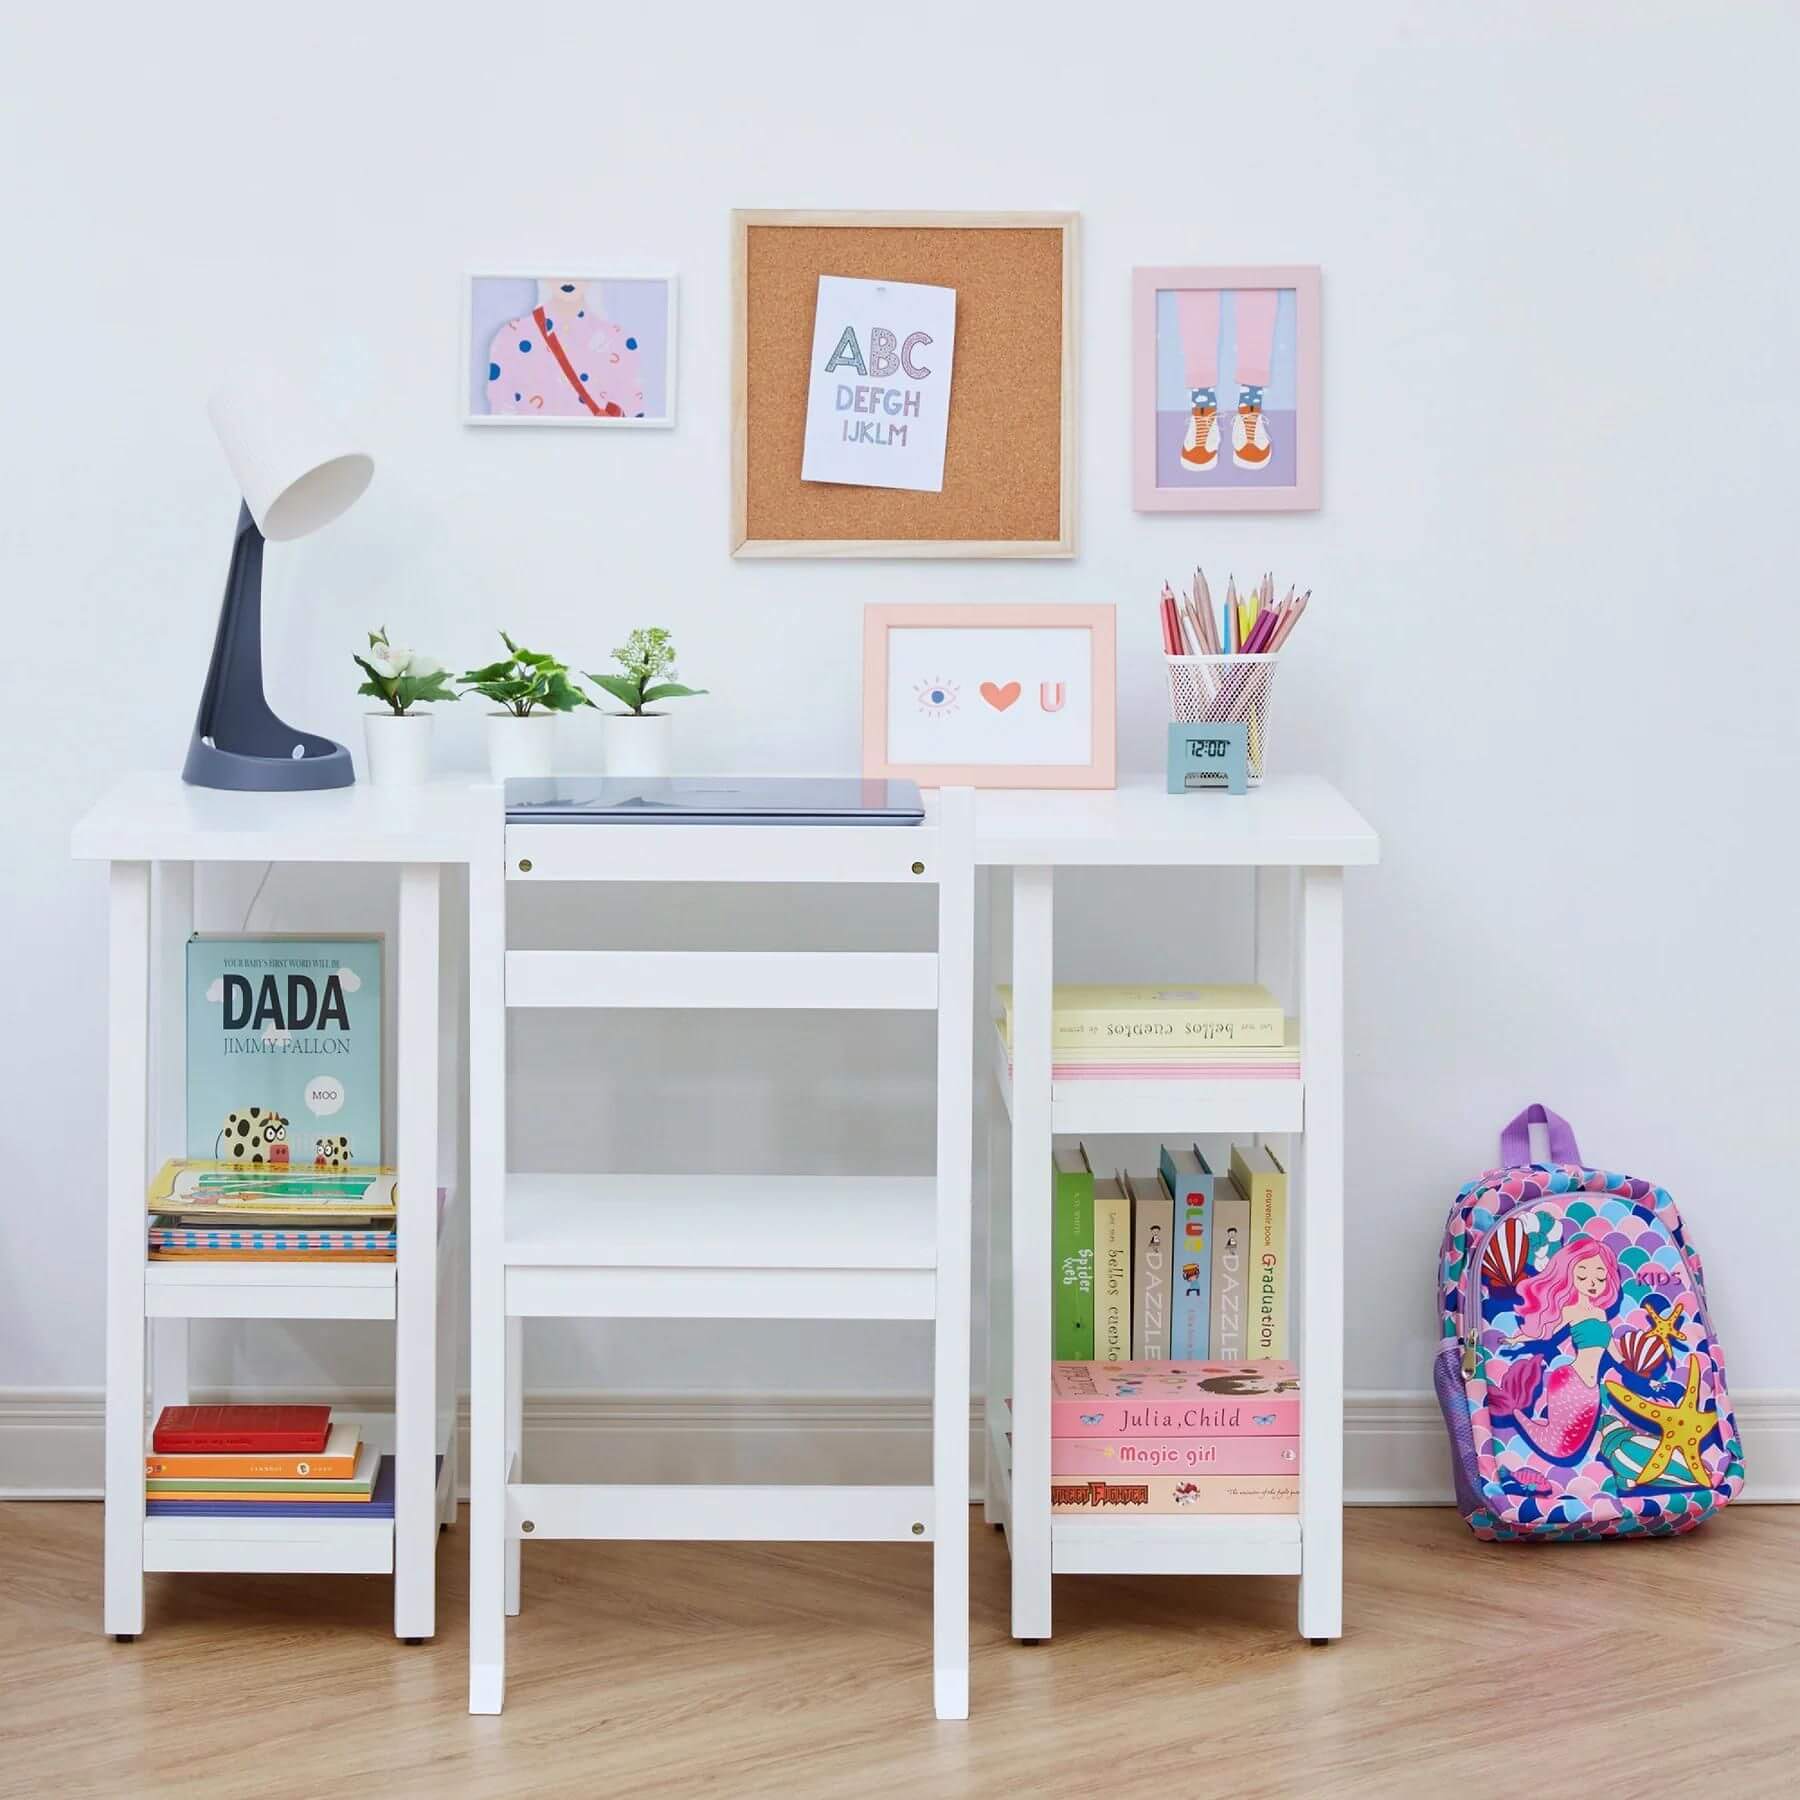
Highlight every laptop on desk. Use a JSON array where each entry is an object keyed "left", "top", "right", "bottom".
[{"left": 504, "top": 776, "right": 926, "bottom": 826}]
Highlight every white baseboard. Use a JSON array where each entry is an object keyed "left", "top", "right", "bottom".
[{"left": 5, "top": 1387, "right": 1796, "bottom": 1504}]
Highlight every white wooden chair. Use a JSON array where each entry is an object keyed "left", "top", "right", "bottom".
[{"left": 467, "top": 788, "right": 974, "bottom": 1719}]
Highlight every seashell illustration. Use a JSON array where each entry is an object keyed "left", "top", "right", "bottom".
[{"left": 1481, "top": 1216, "right": 1532, "bottom": 1290}]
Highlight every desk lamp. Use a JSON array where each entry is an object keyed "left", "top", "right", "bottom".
[{"left": 182, "top": 367, "right": 374, "bottom": 790}]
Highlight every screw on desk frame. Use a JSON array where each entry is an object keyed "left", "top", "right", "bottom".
[
  {"left": 518, "top": 858, "right": 533, "bottom": 873},
  {"left": 911, "top": 861, "right": 925, "bottom": 875}
]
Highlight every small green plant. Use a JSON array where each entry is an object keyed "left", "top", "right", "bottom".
[
  {"left": 586, "top": 627, "right": 706, "bottom": 715},
  {"left": 459, "top": 631, "right": 593, "bottom": 717},
  {"left": 353, "top": 627, "right": 458, "bottom": 716}
]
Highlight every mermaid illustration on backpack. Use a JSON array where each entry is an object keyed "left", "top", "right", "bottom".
[{"left": 1485, "top": 1235, "right": 1621, "bottom": 1464}]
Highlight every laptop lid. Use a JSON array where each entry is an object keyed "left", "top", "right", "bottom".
[{"left": 504, "top": 776, "right": 926, "bottom": 824}]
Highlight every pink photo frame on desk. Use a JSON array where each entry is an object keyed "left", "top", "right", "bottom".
[
  {"left": 862, "top": 603, "right": 1116, "bottom": 789},
  {"left": 1133, "top": 265, "right": 1321, "bottom": 511}
]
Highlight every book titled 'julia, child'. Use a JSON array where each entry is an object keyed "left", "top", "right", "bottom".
[{"left": 1050, "top": 1360, "right": 1299, "bottom": 1438}]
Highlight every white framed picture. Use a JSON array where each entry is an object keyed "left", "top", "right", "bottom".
[{"left": 463, "top": 271, "right": 677, "bottom": 427}]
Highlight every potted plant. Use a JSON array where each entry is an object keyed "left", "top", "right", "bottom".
[
  {"left": 353, "top": 628, "right": 458, "bottom": 786},
  {"left": 586, "top": 627, "right": 706, "bottom": 778},
  {"left": 460, "top": 631, "right": 593, "bottom": 781}
]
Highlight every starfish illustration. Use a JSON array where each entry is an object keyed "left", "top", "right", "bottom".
[
  {"left": 1642, "top": 1301, "right": 1686, "bottom": 1356},
  {"left": 1603, "top": 1354, "right": 1715, "bottom": 1490}
]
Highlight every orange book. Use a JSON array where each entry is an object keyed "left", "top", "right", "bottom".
[{"left": 145, "top": 1421, "right": 361, "bottom": 1481}]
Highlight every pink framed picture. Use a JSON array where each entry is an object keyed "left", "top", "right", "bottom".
[
  {"left": 862, "top": 604, "right": 1116, "bottom": 789},
  {"left": 1133, "top": 265, "right": 1321, "bottom": 511}
]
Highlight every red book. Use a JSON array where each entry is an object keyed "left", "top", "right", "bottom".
[{"left": 152, "top": 1404, "right": 331, "bottom": 1455}]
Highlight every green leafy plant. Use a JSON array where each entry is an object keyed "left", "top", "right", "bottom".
[
  {"left": 586, "top": 627, "right": 706, "bottom": 716},
  {"left": 459, "top": 631, "right": 593, "bottom": 717},
  {"left": 353, "top": 627, "right": 458, "bottom": 716}
]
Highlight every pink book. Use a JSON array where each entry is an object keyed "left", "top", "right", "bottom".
[
  {"left": 1047, "top": 1359, "right": 1299, "bottom": 1438},
  {"left": 1051, "top": 1435, "right": 1300, "bottom": 1476},
  {"left": 1050, "top": 1474, "right": 1299, "bottom": 1516}
]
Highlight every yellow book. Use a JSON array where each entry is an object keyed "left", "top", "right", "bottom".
[
  {"left": 146, "top": 1159, "right": 398, "bottom": 1219},
  {"left": 1230, "top": 1143, "right": 1288, "bottom": 1359},
  {"left": 997, "top": 983, "right": 1284, "bottom": 1051},
  {"left": 1094, "top": 1173, "right": 1132, "bottom": 1362}
]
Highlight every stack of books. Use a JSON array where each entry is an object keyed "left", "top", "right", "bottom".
[
  {"left": 998, "top": 983, "right": 1300, "bottom": 1083},
  {"left": 144, "top": 1404, "right": 394, "bottom": 1517},
  {"left": 1054, "top": 1141, "right": 1289, "bottom": 1363},
  {"left": 145, "top": 1160, "right": 399, "bottom": 1262},
  {"left": 1046, "top": 1360, "right": 1300, "bottom": 1516}
]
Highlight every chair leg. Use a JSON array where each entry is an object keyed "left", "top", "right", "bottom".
[{"left": 505, "top": 1316, "right": 523, "bottom": 1617}]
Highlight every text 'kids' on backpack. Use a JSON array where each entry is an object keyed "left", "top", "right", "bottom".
[{"left": 1435, "top": 1104, "right": 1743, "bottom": 1540}]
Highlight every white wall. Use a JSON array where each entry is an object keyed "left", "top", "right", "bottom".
[{"left": 4, "top": 5, "right": 1797, "bottom": 1426}]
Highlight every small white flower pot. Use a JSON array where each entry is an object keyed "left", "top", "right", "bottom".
[
  {"left": 485, "top": 711, "right": 559, "bottom": 782},
  {"left": 362, "top": 711, "right": 434, "bottom": 787},
  {"left": 603, "top": 711, "right": 673, "bottom": 778}
]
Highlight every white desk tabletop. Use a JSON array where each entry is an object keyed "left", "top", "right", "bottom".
[
  {"left": 70, "top": 772, "right": 498, "bottom": 864},
  {"left": 972, "top": 773, "right": 1378, "bottom": 868}
]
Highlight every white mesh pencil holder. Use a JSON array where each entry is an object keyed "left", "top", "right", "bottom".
[{"left": 1165, "top": 654, "right": 1282, "bottom": 783}]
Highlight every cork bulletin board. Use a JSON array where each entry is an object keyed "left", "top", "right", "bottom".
[{"left": 731, "top": 210, "right": 1078, "bottom": 558}]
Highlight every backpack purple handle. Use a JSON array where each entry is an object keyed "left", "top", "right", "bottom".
[{"left": 1499, "top": 1103, "right": 1581, "bottom": 1167}]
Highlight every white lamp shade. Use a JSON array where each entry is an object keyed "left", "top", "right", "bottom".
[{"left": 207, "top": 364, "right": 374, "bottom": 541}]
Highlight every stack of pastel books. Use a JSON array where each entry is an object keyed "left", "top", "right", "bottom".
[
  {"left": 145, "top": 1161, "right": 400, "bottom": 1262},
  {"left": 1053, "top": 1141, "right": 1290, "bottom": 1366},
  {"left": 998, "top": 983, "right": 1300, "bottom": 1082},
  {"left": 144, "top": 1404, "right": 395, "bottom": 1517},
  {"left": 1047, "top": 1360, "right": 1300, "bottom": 1515}
]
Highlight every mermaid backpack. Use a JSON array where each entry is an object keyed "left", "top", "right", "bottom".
[{"left": 1435, "top": 1104, "right": 1743, "bottom": 1540}]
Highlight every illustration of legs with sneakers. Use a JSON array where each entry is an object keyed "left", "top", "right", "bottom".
[
  {"left": 1174, "top": 289, "right": 1221, "bottom": 469},
  {"left": 1232, "top": 289, "right": 1278, "bottom": 468}
]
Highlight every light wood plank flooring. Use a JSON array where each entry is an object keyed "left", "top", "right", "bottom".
[{"left": 1, "top": 1504, "right": 1794, "bottom": 1797}]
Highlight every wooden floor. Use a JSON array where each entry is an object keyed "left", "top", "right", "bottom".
[{"left": 2, "top": 1504, "right": 1796, "bottom": 1797}]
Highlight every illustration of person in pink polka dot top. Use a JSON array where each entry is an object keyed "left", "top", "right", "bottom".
[{"left": 485, "top": 280, "right": 646, "bottom": 419}]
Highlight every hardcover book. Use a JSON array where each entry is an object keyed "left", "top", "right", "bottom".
[
  {"left": 1046, "top": 1360, "right": 1299, "bottom": 1437},
  {"left": 1210, "top": 1192, "right": 1251, "bottom": 1361},
  {"left": 998, "top": 983, "right": 1284, "bottom": 1050},
  {"left": 1052, "top": 1145, "right": 1095, "bottom": 1361},
  {"left": 1094, "top": 1171, "right": 1132, "bottom": 1362},
  {"left": 1160, "top": 1144, "right": 1214, "bottom": 1360},
  {"left": 146, "top": 1440, "right": 379, "bottom": 1498},
  {"left": 152, "top": 1404, "right": 331, "bottom": 1455},
  {"left": 1231, "top": 1142, "right": 1289, "bottom": 1360},
  {"left": 145, "top": 1421, "right": 361, "bottom": 1481},
  {"left": 1051, "top": 1435, "right": 1300, "bottom": 1476},
  {"left": 1126, "top": 1171, "right": 1172, "bottom": 1360},
  {"left": 146, "top": 1161, "right": 398, "bottom": 1219},
  {"left": 1049, "top": 1474, "right": 1300, "bottom": 1515},
  {"left": 186, "top": 935, "right": 383, "bottom": 1169}
]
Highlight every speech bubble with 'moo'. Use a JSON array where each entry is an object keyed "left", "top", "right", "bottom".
[{"left": 305, "top": 1074, "right": 346, "bottom": 1117}]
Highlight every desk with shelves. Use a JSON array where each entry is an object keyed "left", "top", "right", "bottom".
[
  {"left": 72, "top": 774, "right": 489, "bottom": 1638},
  {"left": 975, "top": 775, "right": 1378, "bottom": 1640}
]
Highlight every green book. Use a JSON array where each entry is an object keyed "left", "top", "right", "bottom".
[{"left": 1053, "top": 1144, "right": 1096, "bottom": 1360}]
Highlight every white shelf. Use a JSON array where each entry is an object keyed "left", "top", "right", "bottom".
[
  {"left": 503, "top": 1173, "right": 939, "bottom": 1321},
  {"left": 1051, "top": 1514, "right": 1301, "bottom": 1576},
  {"left": 145, "top": 1260, "right": 397, "bottom": 1321},
  {"left": 990, "top": 1024, "right": 1304, "bottom": 1135},
  {"left": 143, "top": 1511, "right": 396, "bottom": 1574}
]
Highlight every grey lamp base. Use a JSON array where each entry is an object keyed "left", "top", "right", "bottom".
[
  {"left": 182, "top": 733, "right": 355, "bottom": 791},
  {"left": 183, "top": 499, "right": 358, "bottom": 793}
]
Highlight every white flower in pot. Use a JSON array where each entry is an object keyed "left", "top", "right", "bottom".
[
  {"left": 458, "top": 631, "right": 593, "bottom": 782},
  {"left": 354, "top": 627, "right": 458, "bottom": 787},
  {"left": 586, "top": 627, "right": 706, "bottom": 779}
]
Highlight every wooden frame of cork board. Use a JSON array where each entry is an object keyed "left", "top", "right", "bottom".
[{"left": 731, "top": 209, "right": 1078, "bottom": 559}]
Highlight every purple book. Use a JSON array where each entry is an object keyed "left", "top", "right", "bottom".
[{"left": 144, "top": 1455, "right": 431, "bottom": 1519}]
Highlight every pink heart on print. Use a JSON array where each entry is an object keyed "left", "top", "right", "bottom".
[{"left": 979, "top": 680, "right": 1022, "bottom": 712}]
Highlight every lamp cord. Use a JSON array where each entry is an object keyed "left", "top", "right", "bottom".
[{"left": 240, "top": 861, "right": 274, "bottom": 932}]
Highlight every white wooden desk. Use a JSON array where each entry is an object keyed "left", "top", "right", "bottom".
[
  {"left": 974, "top": 775, "right": 1379, "bottom": 1641},
  {"left": 72, "top": 775, "right": 495, "bottom": 1640}
]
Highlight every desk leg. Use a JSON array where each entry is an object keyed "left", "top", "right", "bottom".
[
  {"left": 149, "top": 862, "right": 193, "bottom": 1423},
  {"left": 468, "top": 848, "right": 507, "bottom": 1712},
  {"left": 395, "top": 865, "right": 440, "bottom": 1641},
  {"left": 1009, "top": 866, "right": 1053, "bottom": 1641},
  {"left": 1297, "top": 866, "right": 1344, "bottom": 1641},
  {"left": 982, "top": 874, "right": 1009, "bottom": 1531},
  {"left": 104, "top": 861, "right": 150, "bottom": 1639}
]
